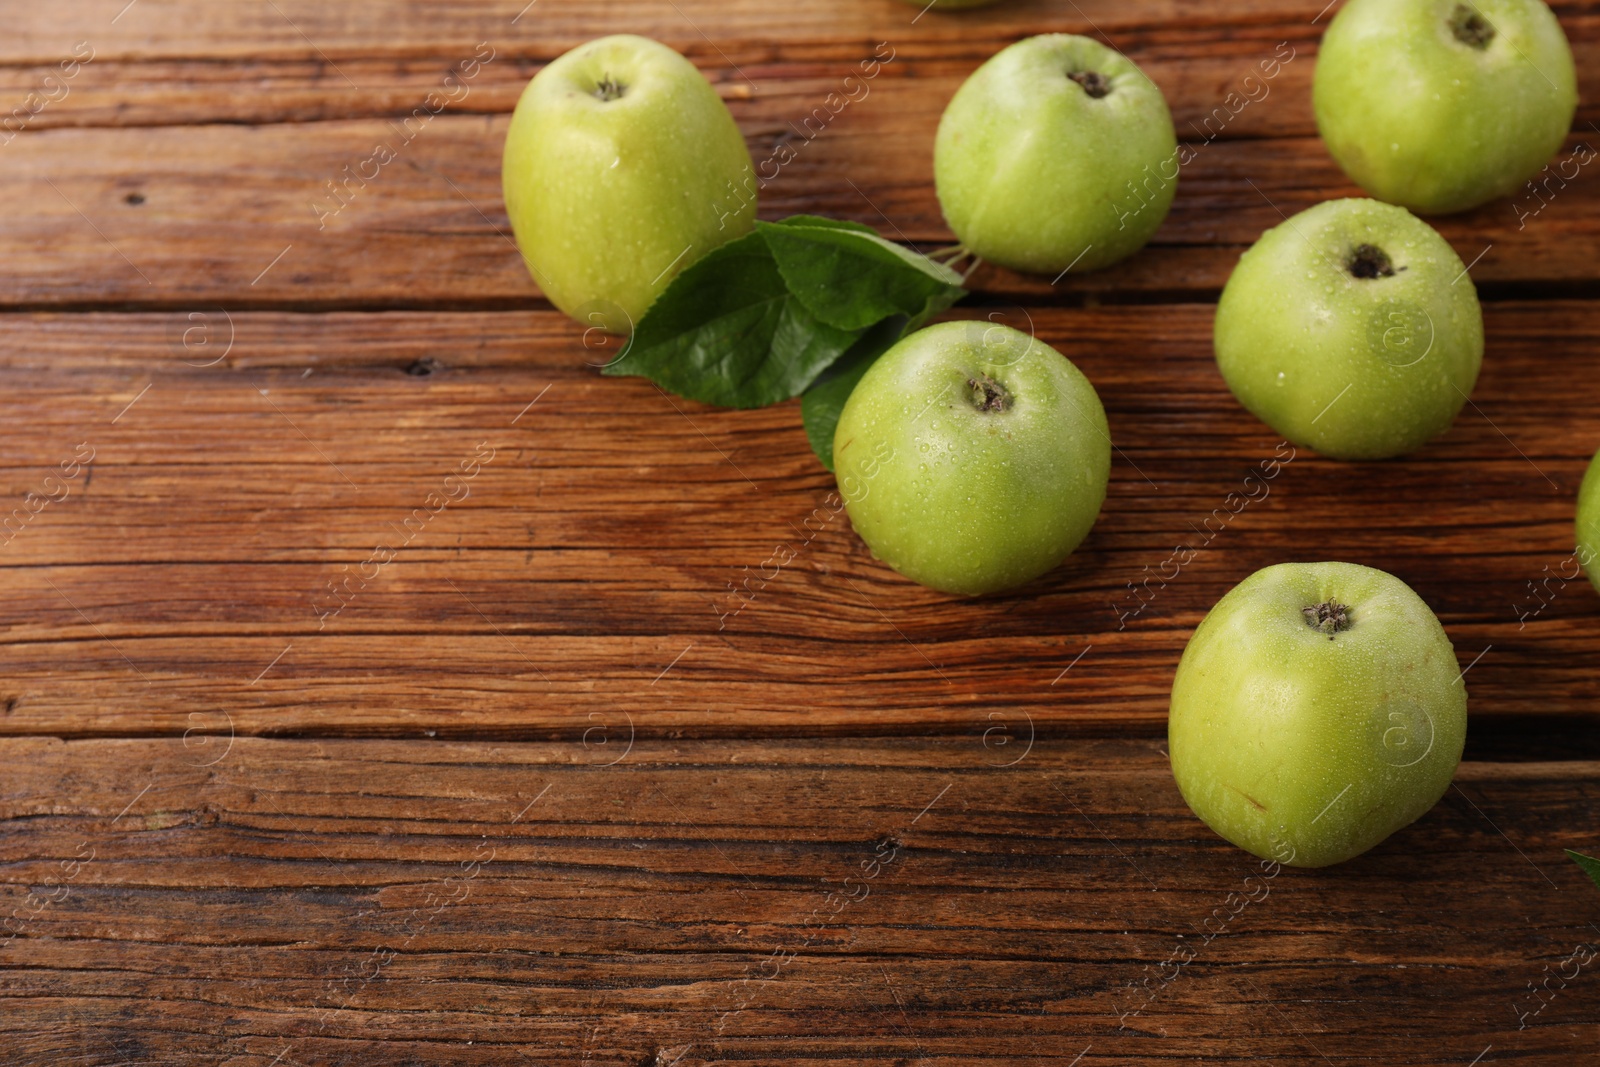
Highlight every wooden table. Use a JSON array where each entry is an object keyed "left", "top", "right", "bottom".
[{"left": 3, "top": 1, "right": 1598, "bottom": 1063}]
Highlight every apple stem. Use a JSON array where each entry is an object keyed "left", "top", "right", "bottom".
[
  {"left": 1302, "top": 601, "right": 1353, "bottom": 639},
  {"left": 1067, "top": 70, "right": 1113, "bottom": 99},
  {"left": 1347, "top": 244, "right": 1396, "bottom": 280},
  {"left": 966, "top": 374, "right": 1011, "bottom": 413},
  {"left": 1450, "top": 4, "right": 1496, "bottom": 49}
]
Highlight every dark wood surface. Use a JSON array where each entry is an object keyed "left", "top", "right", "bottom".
[
  {"left": 3, "top": 737, "right": 1599, "bottom": 1065},
  {"left": 2, "top": 1, "right": 1598, "bottom": 1063}
]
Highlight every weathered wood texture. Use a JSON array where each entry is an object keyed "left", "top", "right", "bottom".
[
  {"left": 4, "top": 4, "right": 1600, "bottom": 307},
  {"left": 2, "top": 0, "right": 1580, "bottom": 61},
  {"left": 22, "top": 120, "right": 1600, "bottom": 306},
  {"left": 0, "top": 304, "right": 1594, "bottom": 738},
  {"left": 7, "top": 7, "right": 1598, "bottom": 137},
  {"left": 3, "top": 0, "right": 1600, "bottom": 1062},
  {"left": 2, "top": 738, "right": 1598, "bottom": 1065}
]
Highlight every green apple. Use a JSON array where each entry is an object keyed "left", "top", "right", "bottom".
[
  {"left": 934, "top": 34, "right": 1178, "bottom": 275},
  {"left": 503, "top": 35, "right": 756, "bottom": 333},
  {"left": 1580, "top": 448, "right": 1600, "bottom": 593},
  {"left": 1170, "top": 562, "right": 1467, "bottom": 868},
  {"left": 832, "top": 321, "right": 1110, "bottom": 595},
  {"left": 1314, "top": 0, "right": 1577, "bottom": 215},
  {"left": 1215, "top": 198, "right": 1483, "bottom": 460}
]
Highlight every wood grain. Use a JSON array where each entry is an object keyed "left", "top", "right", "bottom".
[
  {"left": 0, "top": 0, "right": 1478, "bottom": 62},
  {"left": 8, "top": 20, "right": 1597, "bottom": 138},
  {"left": 4, "top": 1, "right": 1600, "bottom": 1061},
  {"left": 0, "top": 305, "right": 1592, "bottom": 739},
  {"left": 1, "top": 737, "right": 1597, "bottom": 1065},
  {"left": 5, "top": 55, "right": 1600, "bottom": 307}
]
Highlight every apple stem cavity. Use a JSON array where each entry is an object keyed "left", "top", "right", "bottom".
[
  {"left": 1067, "top": 70, "right": 1113, "bottom": 99},
  {"left": 1302, "top": 600, "right": 1353, "bottom": 639},
  {"left": 966, "top": 374, "right": 1012, "bottom": 413},
  {"left": 1450, "top": 4, "right": 1496, "bottom": 49},
  {"left": 592, "top": 76, "right": 627, "bottom": 102},
  {"left": 1347, "top": 244, "right": 1397, "bottom": 280}
]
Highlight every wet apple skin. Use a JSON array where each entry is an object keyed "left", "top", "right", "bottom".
[
  {"left": 1214, "top": 198, "right": 1483, "bottom": 460},
  {"left": 935, "top": 34, "right": 1178, "bottom": 275},
  {"left": 1314, "top": 0, "right": 1577, "bottom": 215},
  {"left": 502, "top": 35, "right": 756, "bottom": 333},
  {"left": 833, "top": 322, "right": 1110, "bottom": 596},
  {"left": 1169, "top": 562, "right": 1467, "bottom": 868}
]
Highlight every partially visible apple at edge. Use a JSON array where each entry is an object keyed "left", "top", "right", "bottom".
[
  {"left": 1580, "top": 448, "right": 1600, "bottom": 593},
  {"left": 1313, "top": 0, "right": 1577, "bottom": 215}
]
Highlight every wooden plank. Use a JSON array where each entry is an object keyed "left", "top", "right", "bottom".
[
  {"left": 5, "top": 0, "right": 1597, "bottom": 71},
  {"left": 1, "top": 737, "right": 1596, "bottom": 1064},
  {"left": 9, "top": 15, "right": 1600, "bottom": 140},
  {"left": 2, "top": 2, "right": 1597, "bottom": 1063},
  {"left": 0, "top": 304, "right": 1593, "bottom": 738},
  {"left": 0, "top": 0, "right": 1426, "bottom": 62},
  {"left": 7, "top": 111, "right": 1600, "bottom": 310},
  {"left": 5, "top": 1, "right": 1600, "bottom": 307},
  {"left": 0, "top": 42, "right": 1332, "bottom": 138}
]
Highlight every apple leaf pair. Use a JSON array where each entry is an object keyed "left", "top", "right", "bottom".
[{"left": 601, "top": 215, "right": 966, "bottom": 469}]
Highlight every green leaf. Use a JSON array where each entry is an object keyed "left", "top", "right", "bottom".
[
  {"left": 757, "top": 220, "right": 966, "bottom": 333},
  {"left": 763, "top": 214, "right": 877, "bottom": 235},
  {"left": 1569, "top": 850, "right": 1600, "bottom": 890},
  {"left": 801, "top": 315, "right": 907, "bottom": 471},
  {"left": 602, "top": 231, "right": 863, "bottom": 409},
  {"left": 600, "top": 216, "right": 967, "bottom": 418}
]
